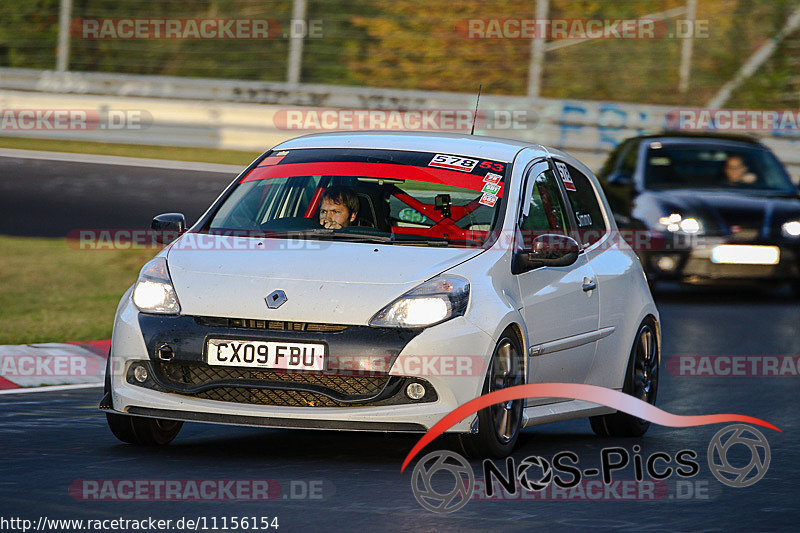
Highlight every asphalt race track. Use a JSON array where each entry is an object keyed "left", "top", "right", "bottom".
[
  {"left": 1, "top": 154, "right": 799, "bottom": 531},
  {"left": 0, "top": 153, "right": 237, "bottom": 237}
]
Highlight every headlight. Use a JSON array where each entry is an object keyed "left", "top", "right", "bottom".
[
  {"left": 782, "top": 221, "right": 800, "bottom": 238},
  {"left": 679, "top": 218, "right": 701, "bottom": 234},
  {"left": 369, "top": 275, "right": 469, "bottom": 328},
  {"left": 657, "top": 213, "right": 701, "bottom": 234},
  {"left": 132, "top": 257, "right": 181, "bottom": 314}
]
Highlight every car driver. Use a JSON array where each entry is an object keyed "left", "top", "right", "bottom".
[{"left": 319, "top": 185, "right": 359, "bottom": 229}]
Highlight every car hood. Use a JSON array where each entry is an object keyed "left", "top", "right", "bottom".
[
  {"left": 166, "top": 234, "right": 483, "bottom": 325},
  {"left": 636, "top": 189, "right": 800, "bottom": 237}
]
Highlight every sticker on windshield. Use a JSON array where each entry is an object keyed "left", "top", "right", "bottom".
[
  {"left": 479, "top": 193, "right": 498, "bottom": 207},
  {"left": 555, "top": 161, "right": 576, "bottom": 191},
  {"left": 479, "top": 161, "right": 505, "bottom": 172},
  {"left": 482, "top": 182, "right": 501, "bottom": 195},
  {"left": 484, "top": 172, "right": 502, "bottom": 184},
  {"left": 261, "top": 151, "right": 289, "bottom": 166},
  {"left": 429, "top": 154, "right": 479, "bottom": 173},
  {"left": 398, "top": 208, "right": 426, "bottom": 224},
  {"left": 577, "top": 213, "right": 593, "bottom": 227}
]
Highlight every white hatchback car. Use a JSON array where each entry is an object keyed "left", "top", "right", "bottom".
[{"left": 102, "top": 132, "right": 660, "bottom": 457}]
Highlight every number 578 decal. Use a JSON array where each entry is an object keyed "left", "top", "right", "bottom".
[
  {"left": 555, "top": 161, "right": 576, "bottom": 191},
  {"left": 429, "top": 154, "right": 479, "bottom": 172}
]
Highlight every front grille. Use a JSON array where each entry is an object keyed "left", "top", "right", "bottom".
[
  {"left": 728, "top": 228, "right": 760, "bottom": 242},
  {"left": 156, "top": 360, "right": 389, "bottom": 399},
  {"left": 194, "top": 387, "right": 371, "bottom": 408},
  {"left": 130, "top": 360, "right": 438, "bottom": 408},
  {"left": 717, "top": 208, "right": 763, "bottom": 240},
  {"left": 195, "top": 316, "right": 348, "bottom": 333}
]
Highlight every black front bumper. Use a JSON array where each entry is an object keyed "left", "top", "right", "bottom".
[
  {"left": 640, "top": 236, "right": 800, "bottom": 284},
  {"left": 128, "top": 314, "right": 437, "bottom": 408}
]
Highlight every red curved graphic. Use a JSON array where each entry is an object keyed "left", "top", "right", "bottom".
[{"left": 400, "top": 383, "right": 781, "bottom": 472}]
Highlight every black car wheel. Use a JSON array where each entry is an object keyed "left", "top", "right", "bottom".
[
  {"left": 590, "top": 317, "right": 659, "bottom": 437},
  {"left": 460, "top": 331, "right": 524, "bottom": 458},
  {"left": 104, "top": 355, "right": 183, "bottom": 446},
  {"left": 106, "top": 413, "right": 183, "bottom": 446}
]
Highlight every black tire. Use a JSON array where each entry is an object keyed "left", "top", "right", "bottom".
[
  {"left": 130, "top": 417, "right": 183, "bottom": 445},
  {"left": 106, "top": 413, "right": 183, "bottom": 445},
  {"left": 459, "top": 332, "right": 524, "bottom": 458},
  {"left": 103, "top": 351, "right": 182, "bottom": 446},
  {"left": 103, "top": 355, "right": 141, "bottom": 444},
  {"left": 106, "top": 412, "right": 139, "bottom": 444},
  {"left": 590, "top": 317, "right": 659, "bottom": 437}
]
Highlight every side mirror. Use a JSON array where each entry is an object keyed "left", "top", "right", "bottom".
[
  {"left": 151, "top": 213, "right": 186, "bottom": 244},
  {"left": 513, "top": 234, "right": 581, "bottom": 273},
  {"left": 607, "top": 171, "right": 633, "bottom": 187}
]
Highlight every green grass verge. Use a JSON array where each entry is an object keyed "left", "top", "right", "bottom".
[
  {"left": 0, "top": 136, "right": 262, "bottom": 166},
  {"left": 0, "top": 235, "right": 158, "bottom": 345},
  {"left": 0, "top": 137, "right": 261, "bottom": 344}
]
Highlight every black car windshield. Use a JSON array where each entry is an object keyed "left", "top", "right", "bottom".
[
  {"left": 644, "top": 143, "right": 796, "bottom": 193},
  {"left": 204, "top": 148, "right": 509, "bottom": 247}
]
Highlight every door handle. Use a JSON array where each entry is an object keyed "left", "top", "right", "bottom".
[{"left": 582, "top": 277, "right": 597, "bottom": 292}]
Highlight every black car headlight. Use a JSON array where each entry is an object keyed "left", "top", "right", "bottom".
[
  {"left": 657, "top": 213, "right": 702, "bottom": 235},
  {"left": 781, "top": 221, "right": 800, "bottom": 238}
]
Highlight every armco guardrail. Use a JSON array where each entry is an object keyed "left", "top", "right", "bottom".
[{"left": 1, "top": 67, "right": 798, "bottom": 178}]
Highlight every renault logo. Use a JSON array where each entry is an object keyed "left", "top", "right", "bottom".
[{"left": 265, "top": 290, "right": 287, "bottom": 309}]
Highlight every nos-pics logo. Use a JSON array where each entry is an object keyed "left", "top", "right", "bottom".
[{"left": 411, "top": 424, "right": 771, "bottom": 513}]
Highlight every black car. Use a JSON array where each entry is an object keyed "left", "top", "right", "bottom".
[{"left": 598, "top": 133, "right": 800, "bottom": 295}]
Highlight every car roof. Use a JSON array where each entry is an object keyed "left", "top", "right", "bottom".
[
  {"left": 625, "top": 131, "right": 763, "bottom": 146},
  {"left": 271, "top": 131, "right": 549, "bottom": 162}
]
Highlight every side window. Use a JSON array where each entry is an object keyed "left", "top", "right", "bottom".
[
  {"left": 561, "top": 163, "right": 607, "bottom": 246},
  {"left": 518, "top": 169, "right": 569, "bottom": 249},
  {"left": 258, "top": 175, "right": 326, "bottom": 223},
  {"left": 618, "top": 140, "right": 639, "bottom": 178}
]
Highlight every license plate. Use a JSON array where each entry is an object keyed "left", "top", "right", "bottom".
[
  {"left": 710, "top": 245, "right": 780, "bottom": 265},
  {"left": 206, "top": 339, "right": 325, "bottom": 371}
]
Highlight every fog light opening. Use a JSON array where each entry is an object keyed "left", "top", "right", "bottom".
[
  {"left": 405, "top": 382, "right": 426, "bottom": 400},
  {"left": 656, "top": 255, "right": 677, "bottom": 272},
  {"left": 133, "top": 364, "right": 149, "bottom": 383}
]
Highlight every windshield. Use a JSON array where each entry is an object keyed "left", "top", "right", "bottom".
[
  {"left": 644, "top": 143, "right": 796, "bottom": 193},
  {"left": 205, "top": 148, "right": 509, "bottom": 247}
]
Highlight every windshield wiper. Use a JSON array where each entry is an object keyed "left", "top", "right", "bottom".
[
  {"left": 268, "top": 229, "right": 394, "bottom": 243},
  {"left": 394, "top": 237, "right": 485, "bottom": 247}
]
